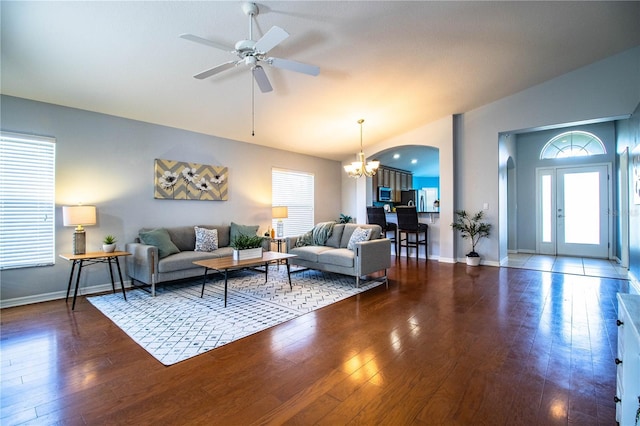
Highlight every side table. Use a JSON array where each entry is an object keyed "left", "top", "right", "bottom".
[
  {"left": 59, "top": 251, "right": 130, "bottom": 310},
  {"left": 270, "top": 238, "right": 287, "bottom": 269},
  {"left": 271, "top": 237, "right": 286, "bottom": 253}
]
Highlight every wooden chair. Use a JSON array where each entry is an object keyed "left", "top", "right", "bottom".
[
  {"left": 366, "top": 206, "right": 397, "bottom": 254},
  {"left": 395, "top": 206, "right": 427, "bottom": 259}
]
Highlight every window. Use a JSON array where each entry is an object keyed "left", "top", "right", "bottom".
[
  {"left": 0, "top": 132, "right": 56, "bottom": 269},
  {"left": 540, "top": 131, "right": 606, "bottom": 159},
  {"left": 272, "top": 168, "right": 314, "bottom": 237}
]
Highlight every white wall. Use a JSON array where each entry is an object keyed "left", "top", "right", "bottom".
[
  {"left": 0, "top": 96, "right": 342, "bottom": 306},
  {"left": 343, "top": 46, "right": 640, "bottom": 266},
  {"left": 343, "top": 115, "right": 455, "bottom": 262},
  {"left": 3, "top": 47, "right": 639, "bottom": 305},
  {"left": 464, "top": 46, "right": 640, "bottom": 264}
]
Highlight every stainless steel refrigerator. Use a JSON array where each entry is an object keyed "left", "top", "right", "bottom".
[{"left": 400, "top": 189, "right": 428, "bottom": 212}]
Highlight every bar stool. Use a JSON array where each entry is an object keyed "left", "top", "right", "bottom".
[
  {"left": 366, "top": 206, "right": 398, "bottom": 254},
  {"left": 396, "top": 206, "right": 427, "bottom": 259}
]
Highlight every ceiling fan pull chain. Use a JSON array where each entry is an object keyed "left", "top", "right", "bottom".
[{"left": 251, "top": 73, "right": 255, "bottom": 137}]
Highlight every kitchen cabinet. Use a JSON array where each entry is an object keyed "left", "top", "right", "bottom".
[
  {"left": 373, "top": 166, "right": 412, "bottom": 202},
  {"left": 615, "top": 293, "right": 640, "bottom": 426},
  {"left": 382, "top": 168, "right": 391, "bottom": 188},
  {"left": 401, "top": 172, "right": 411, "bottom": 191}
]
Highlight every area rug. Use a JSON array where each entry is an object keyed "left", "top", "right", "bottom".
[{"left": 88, "top": 267, "right": 384, "bottom": 365}]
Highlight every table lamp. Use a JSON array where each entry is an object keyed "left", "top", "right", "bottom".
[
  {"left": 272, "top": 206, "right": 288, "bottom": 238},
  {"left": 62, "top": 205, "right": 96, "bottom": 254}
]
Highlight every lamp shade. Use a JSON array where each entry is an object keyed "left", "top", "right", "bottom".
[
  {"left": 272, "top": 206, "right": 288, "bottom": 219},
  {"left": 62, "top": 205, "right": 96, "bottom": 229}
]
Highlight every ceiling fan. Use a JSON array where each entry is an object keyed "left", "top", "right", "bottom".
[{"left": 180, "top": 2, "right": 320, "bottom": 93}]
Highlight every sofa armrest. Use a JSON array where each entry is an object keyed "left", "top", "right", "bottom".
[
  {"left": 356, "top": 238, "right": 391, "bottom": 276},
  {"left": 125, "top": 242, "right": 159, "bottom": 285},
  {"left": 285, "top": 236, "right": 299, "bottom": 252}
]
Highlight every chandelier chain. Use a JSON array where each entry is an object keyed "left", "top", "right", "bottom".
[{"left": 344, "top": 118, "right": 379, "bottom": 178}]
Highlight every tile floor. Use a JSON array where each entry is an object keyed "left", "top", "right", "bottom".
[{"left": 503, "top": 253, "right": 630, "bottom": 280}]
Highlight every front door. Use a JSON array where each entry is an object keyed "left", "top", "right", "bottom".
[{"left": 536, "top": 164, "right": 610, "bottom": 258}]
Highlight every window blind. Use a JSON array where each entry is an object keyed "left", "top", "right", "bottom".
[
  {"left": 272, "top": 168, "right": 314, "bottom": 237},
  {"left": 0, "top": 132, "right": 56, "bottom": 269}
]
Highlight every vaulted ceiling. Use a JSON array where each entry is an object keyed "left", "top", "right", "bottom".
[{"left": 2, "top": 1, "right": 639, "bottom": 163}]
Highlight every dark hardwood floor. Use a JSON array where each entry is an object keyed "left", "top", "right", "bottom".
[{"left": 1, "top": 257, "right": 628, "bottom": 425}]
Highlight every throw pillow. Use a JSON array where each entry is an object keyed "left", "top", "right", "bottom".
[
  {"left": 347, "top": 227, "right": 372, "bottom": 251},
  {"left": 230, "top": 222, "right": 259, "bottom": 244},
  {"left": 139, "top": 228, "right": 180, "bottom": 259},
  {"left": 294, "top": 230, "right": 313, "bottom": 247},
  {"left": 194, "top": 226, "right": 218, "bottom": 252}
]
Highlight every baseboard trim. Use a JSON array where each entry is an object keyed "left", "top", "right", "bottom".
[{"left": 1, "top": 280, "right": 132, "bottom": 309}]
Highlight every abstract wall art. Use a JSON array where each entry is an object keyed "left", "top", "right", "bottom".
[{"left": 154, "top": 159, "right": 228, "bottom": 201}]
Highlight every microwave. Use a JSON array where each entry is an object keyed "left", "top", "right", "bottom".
[{"left": 378, "top": 186, "right": 393, "bottom": 202}]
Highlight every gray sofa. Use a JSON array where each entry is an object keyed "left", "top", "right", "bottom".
[
  {"left": 286, "top": 223, "right": 391, "bottom": 287},
  {"left": 125, "top": 224, "right": 267, "bottom": 296}
]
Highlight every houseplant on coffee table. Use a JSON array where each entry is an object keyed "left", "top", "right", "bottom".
[
  {"left": 231, "top": 234, "right": 265, "bottom": 260},
  {"left": 450, "top": 210, "right": 492, "bottom": 266}
]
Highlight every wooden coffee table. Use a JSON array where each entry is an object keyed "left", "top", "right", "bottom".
[{"left": 193, "top": 252, "right": 297, "bottom": 306}]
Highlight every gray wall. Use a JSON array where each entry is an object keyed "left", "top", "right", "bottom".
[
  {"left": 467, "top": 46, "right": 640, "bottom": 265},
  {"left": 0, "top": 95, "right": 342, "bottom": 306},
  {"left": 344, "top": 46, "right": 640, "bottom": 266},
  {"left": 617, "top": 103, "right": 640, "bottom": 284},
  {"left": 514, "top": 122, "right": 616, "bottom": 252}
]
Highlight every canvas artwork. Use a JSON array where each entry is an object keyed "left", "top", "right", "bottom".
[{"left": 154, "top": 159, "right": 228, "bottom": 201}]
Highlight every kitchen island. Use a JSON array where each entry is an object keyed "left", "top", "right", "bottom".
[{"left": 385, "top": 210, "right": 440, "bottom": 259}]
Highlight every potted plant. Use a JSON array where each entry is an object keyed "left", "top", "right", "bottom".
[
  {"left": 338, "top": 213, "right": 352, "bottom": 224},
  {"left": 231, "top": 234, "right": 264, "bottom": 260},
  {"left": 102, "top": 235, "right": 117, "bottom": 253},
  {"left": 450, "top": 210, "right": 492, "bottom": 266}
]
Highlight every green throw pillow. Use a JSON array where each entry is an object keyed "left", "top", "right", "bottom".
[
  {"left": 139, "top": 228, "right": 180, "bottom": 259},
  {"left": 294, "top": 230, "right": 313, "bottom": 247},
  {"left": 230, "top": 222, "right": 259, "bottom": 244}
]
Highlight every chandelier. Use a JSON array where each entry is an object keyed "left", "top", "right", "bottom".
[{"left": 344, "top": 119, "right": 380, "bottom": 178}]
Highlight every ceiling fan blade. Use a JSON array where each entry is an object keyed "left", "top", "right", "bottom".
[
  {"left": 252, "top": 66, "right": 273, "bottom": 93},
  {"left": 193, "top": 60, "right": 238, "bottom": 80},
  {"left": 254, "top": 26, "right": 289, "bottom": 54},
  {"left": 179, "top": 33, "right": 233, "bottom": 52},
  {"left": 269, "top": 57, "right": 320, "bottom": 76}
]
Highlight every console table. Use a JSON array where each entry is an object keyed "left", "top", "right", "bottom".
[
  {"left": 59, "top": 251, "right": 130, "bottom": 310},
  {"left": 615, "top": 293, "right": 640, "bottom": 425}
]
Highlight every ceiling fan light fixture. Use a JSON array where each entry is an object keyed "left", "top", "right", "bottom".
[
  {"left": 180, "top": 1, "right": 320, "bottom": 136},
  {"left": 180, "top": 1, "right": 320, "bottom": 89},
  {"left": 344, "top": 119, "right": 379, "bottom": 178}
]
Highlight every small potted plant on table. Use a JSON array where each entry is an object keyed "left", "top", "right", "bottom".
[
  {"left": 231, "top": 234, "right": 265, "bottom": 260},
  {"left": 102, "top": 235, "right": 117, "bottom": 253},
  {"left": 450, "top": 210, "right": 492, "bottom": 266}
]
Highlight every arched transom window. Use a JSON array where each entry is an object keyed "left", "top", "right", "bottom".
[{"left": 540, "top": 131, "right": 606, "bottom": 159}]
